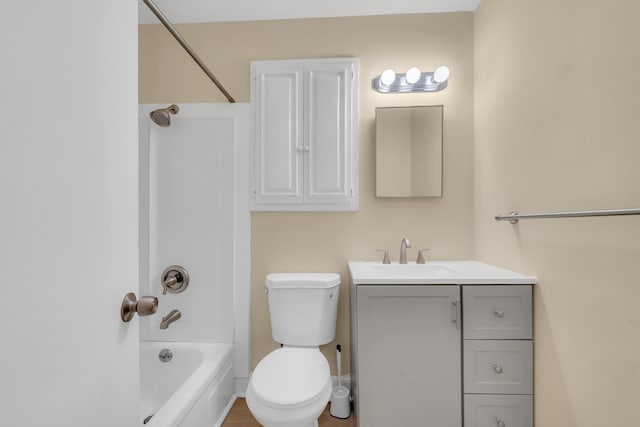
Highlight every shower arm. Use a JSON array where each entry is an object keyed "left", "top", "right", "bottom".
[{"left": 142, "top": 0, "right": 236, "bottom": 103}]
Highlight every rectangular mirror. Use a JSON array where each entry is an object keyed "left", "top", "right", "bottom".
[{"left": 376, "top": 105, "right": 443, "bottom": 197}]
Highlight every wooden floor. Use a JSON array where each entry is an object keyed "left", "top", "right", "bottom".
[{"left": 222, "top": 398, "right": 355, "bottom": 427}]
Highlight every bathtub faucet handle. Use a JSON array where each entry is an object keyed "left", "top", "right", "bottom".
[{"left": 161, "top": 265, "right": 190, "bottom": 295}]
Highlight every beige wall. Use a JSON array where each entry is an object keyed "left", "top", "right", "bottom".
[
  {"left": 139, "top": 13, "right": 475, "bottom": 373},
  {"left": 474, "top": 1, "right": 640, "bottom": 426}
]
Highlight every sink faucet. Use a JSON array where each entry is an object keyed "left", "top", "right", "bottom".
[
  {"left": 160, "top": 309, "right": 181, "bottom": 329},
  {"left": 399, "top": 238, "right": 411, "bottom": 264}
]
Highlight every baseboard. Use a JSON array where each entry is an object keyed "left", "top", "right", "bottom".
[{"left": 235, "top": 377, "right": 249, "bottom": 396}]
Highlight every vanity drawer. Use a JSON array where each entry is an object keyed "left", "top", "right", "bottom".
[
  {"left": 463, "top": 285, "right": 532, "bottom": 340},
  {"left": 464, "top": 340, "right": 533, "bottom": 395},
  {"left": 464, "top": 394, "right": 533, "bottom": 427}
]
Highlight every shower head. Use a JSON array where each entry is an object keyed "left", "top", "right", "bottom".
[{"left": 150, "top": 104, "right": 179, "bottom": 127}]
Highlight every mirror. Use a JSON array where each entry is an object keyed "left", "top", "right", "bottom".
[{"left": 376, "top": 105, "right": 443, "bottom": 197}]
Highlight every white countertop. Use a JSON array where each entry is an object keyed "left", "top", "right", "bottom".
[{"left": 348, "top": 260, "right": 537, "bottom": 285}]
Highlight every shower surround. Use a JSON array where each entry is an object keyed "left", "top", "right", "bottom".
[{"left": 138, "top": 103, "right": 251, "bottom": 425}]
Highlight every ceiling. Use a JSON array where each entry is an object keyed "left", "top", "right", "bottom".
[{"left": 139, "top": 0, "right": 481, "bottom": 25}]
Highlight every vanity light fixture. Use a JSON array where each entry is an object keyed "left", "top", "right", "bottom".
[{"left": 372, "top": 65, "right": 450, "bottom": 93}]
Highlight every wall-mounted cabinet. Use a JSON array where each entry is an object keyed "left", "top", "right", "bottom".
[{"left": 250, "top": 58, "right": 358, "bottom": 211}]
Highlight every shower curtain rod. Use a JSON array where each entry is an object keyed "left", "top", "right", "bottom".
[
  {"left": 142, "top": 0, "right": 236, "bottom": 103},
  {"left": 495, "top": 208, "right": 640, "bottom": 224}
]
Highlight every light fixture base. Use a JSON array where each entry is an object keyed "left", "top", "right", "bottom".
[{"left": 372, "top": 69, "right": 449, "bottom": 93}]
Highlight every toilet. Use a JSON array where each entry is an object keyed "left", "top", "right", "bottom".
[{"left": 246, "top": 273, "right": 341, "bottom": 427}]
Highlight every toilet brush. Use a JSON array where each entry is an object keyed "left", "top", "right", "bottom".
[{"left": 330, "top": 344, "right": 351, "bottom": 418}]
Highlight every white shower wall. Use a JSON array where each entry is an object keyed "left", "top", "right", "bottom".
[{"left": 139, "top": 104, "right": 251, "bottom": 382}]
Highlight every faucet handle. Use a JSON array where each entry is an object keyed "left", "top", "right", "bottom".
[
  {"left": 376, "top": 249, "right": 391, "bottom": 264},
  {"left": 416, "top": 248, "right": 430, "bottom": 264}
]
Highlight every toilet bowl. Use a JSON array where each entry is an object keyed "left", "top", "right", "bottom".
[
  {"left": 246, "top": 273, "right": 340, "bottom": 427},
  {"left": 246, "top": 347, "right": 332, "bottom": 427}
]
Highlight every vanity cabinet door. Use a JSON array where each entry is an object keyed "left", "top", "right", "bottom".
[{"left": 356, "top": 285, "right": 462, "bottom": 427}]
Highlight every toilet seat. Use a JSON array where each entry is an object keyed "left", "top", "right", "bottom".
[{"left": 250, "top": 347, "right": 330, "bottom": 408}]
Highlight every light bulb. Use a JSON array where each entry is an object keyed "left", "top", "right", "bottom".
[
  {"left": 433, "top": 66, "right": 450, "bottom": 83},
  {"left": 405, "top": 67, "right": 421, "bottom": 84},
  {"left": 380, "top": 69, "right": 396, "bottom": 86}
]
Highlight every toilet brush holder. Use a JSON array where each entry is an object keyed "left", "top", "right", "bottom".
[
  {"left": 330, "top": 344, "right": 351, "bottom": 418},
  {"left": 330, "top": 385, "right": 351, "bottom": 419}
]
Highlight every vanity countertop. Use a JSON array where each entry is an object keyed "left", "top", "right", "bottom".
[{"left": 348, "top": 260, "right": 537, "bottom": 285}]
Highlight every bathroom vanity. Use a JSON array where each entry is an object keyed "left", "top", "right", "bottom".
[{"left": 348, "top": 261, "right": 536, "bottom": 427}]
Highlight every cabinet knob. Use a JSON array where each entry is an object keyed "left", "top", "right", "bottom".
[
  {"left": 493, "top": 364, "right": 503, "bottom": 374},
  {"left": 496, "top": 419, "right": 505, "bottom": 427},
  {"left": 494, "top": 309, "right": 505, "bottom": 318}
]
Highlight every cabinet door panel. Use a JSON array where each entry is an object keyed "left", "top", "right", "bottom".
[
  {"left": 464, "top": 340, "right": 533, "bottom": 395},
  {"left": 357, "top": 285, "right": 461, "bottom": 427},
  {"left": 254, "top": 65, "right": 303, "bottom": 204},
  {"left": 304, "top": 63, "right": 352, "bottom": 204},
  {"left": 463, "top": 285, "right": 532, "bottom": 340},
  {"left": 464, "top": 394, "right": 533, "bottom": 427}
]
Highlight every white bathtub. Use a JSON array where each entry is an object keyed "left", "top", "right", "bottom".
[{"left": 140, "top": 342, "right": 235, "bottom": 427}]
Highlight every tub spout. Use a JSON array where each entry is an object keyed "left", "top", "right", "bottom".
[{"left": 160, "top": 309, "right": 181, "bottom": 329}]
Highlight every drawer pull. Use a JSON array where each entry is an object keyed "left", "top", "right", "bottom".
[
  {"left": 494, "top": 309, "right": 505, "bottom": 318},
  {"left": 496, "top": 419, "right": 505, "bottom": 427},
  {"left": 493, "top": 364, "right": 503, "bottom": 374}
]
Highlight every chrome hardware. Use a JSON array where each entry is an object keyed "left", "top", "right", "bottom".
[
  {"left": 158, "top": 348, "right": 173, "bottom": 363},
  {"left": 399, "top": 238, "right": 411, "bottom": 264},
  {"left": 452, "top": 299, "right": 461, "bottom": 329},
  {"left": 160, "top": 309, "right": 182, "bottom": 329},
  {"left": 376, "top": 249, "right": 391, "bottom": 264},
  {"left": 496, "top": 419, "right": 505, "bottom": 427},
  {"left": 494, "top": 309, "right": 505, "bottom": 318},
  {"left": 416, "top": 248, "right": 430, "bottom": 264},
  {"left": 141, "top": 0, "right": 235, "bottom": 103},
  {"left": 493, "top": 364, "right": 503, "bottom": 374},
  {"left": 120, "top": 293, "right": 158, "bottom": 322},
  {"left": 496, "top": 208, "right": 640, "bottom": 224},
  {"left": 161, "top": 265, "right": 189, "bottom": 295}
]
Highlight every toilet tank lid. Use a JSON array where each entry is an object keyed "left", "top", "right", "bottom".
[{"left": 266, "top": 273, "right": 340, "bottom": 289}]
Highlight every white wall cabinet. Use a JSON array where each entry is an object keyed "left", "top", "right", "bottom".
[
  {"left": 250, "top": 58, "right": 358, "bottom": 211},
  {"left": 350, "top": 283, "right": 534, "bottom": 427}
]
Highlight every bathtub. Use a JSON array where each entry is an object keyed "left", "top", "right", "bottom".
[{"left": 140, "top": 342, "right": 235, "bottom": 427}]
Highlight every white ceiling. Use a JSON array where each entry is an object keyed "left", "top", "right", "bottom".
[{"left": 139, "top": 0, "right": 481, "bottom": 25}]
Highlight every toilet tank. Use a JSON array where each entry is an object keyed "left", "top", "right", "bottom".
[{"left": 266, "top": 273, "right": 340, "bottom": 346}]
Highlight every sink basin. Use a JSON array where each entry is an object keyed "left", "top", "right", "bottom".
[
  {"left": 348, "top": 260, "right": 538, "bottom": 285},
  {"left": 372, "top": 263, "right": 458, "bottom": 276}
]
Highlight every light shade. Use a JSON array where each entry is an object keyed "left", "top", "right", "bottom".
[
  {"left": 380, "top": 69, "right": 396, "bottom": 86},
  {"left": 433, "top": 66, "right": 450, "bottom": 83},
  {"left": 405, "top": 67, "right": 421, "bottom": 84}
]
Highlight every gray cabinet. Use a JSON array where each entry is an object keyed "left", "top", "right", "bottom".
[
  {"left": 351, "top": 283, "right": 534, "bottom": 427},
  {"left": 353, "top": 285, "right": 462, "bottom": 427}
]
